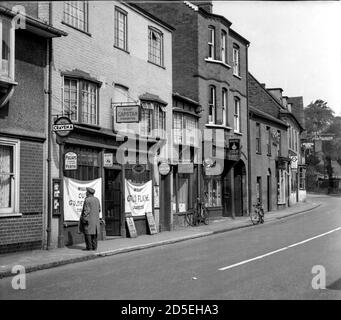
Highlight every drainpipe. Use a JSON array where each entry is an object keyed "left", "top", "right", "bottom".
[
  {"left": 246, "top": 43, "right": 252, "bottom": 214},
  {"left": 46, "top": 1, "right": 53, "bottom": 249}
]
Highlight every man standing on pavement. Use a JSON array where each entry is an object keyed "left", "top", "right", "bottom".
[{"left": 79, "top": 187, "right": 101, "bottom": 251}]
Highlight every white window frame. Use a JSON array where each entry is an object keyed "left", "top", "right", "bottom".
[
  {"left": 0, "top": 138, "right": 20, "bottom": 215},
  {"left": 208, "top": 26, "right": 215, "bottom": 59},
  {"left": 234, "top": 97, "right": 240, "bottom": 132},
  {"left": 222, "top": 88, "right": 227, "bottom": 126},
  {"left": 205, "top": 178, "right": 222, "bottom": 207},
  {"left": 208, "top": 85, "right": 216, "bottom": 124},
  {"left": 233, "top": 44, "right": 240, "bottom": 76},
  {"left": 114, "top": 6, "right": 128, "bottom": 51},
  {"left": 148, "top": 27, "right": 164, "bottom": 67},
  {"left": 0, "top": 16, "right": 15, "bottom": 80},
  {"left": 278, "top": 169, "right": 286, "bottom": 204},
  {"left": 221, "top": 30, "right": 227, "bottom": 64},
  {"left": 63, "top": 1, "right": 89, "bottom": 32}
]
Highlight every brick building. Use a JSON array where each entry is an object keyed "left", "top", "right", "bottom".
[
  {"left": 45, "top": 1, "right": 173, "bottom": 247},
  {"left": 0, "top": 3, "right": 66, "bottom": 253},
  {"left": 137, "top": 1, "right": 250, "bottom": 224}
]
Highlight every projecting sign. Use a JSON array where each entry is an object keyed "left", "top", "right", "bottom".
[
  {"left": 53, "top": 116, "right": 74, "bottom": 137},
  {"left": 64, "top": 152, "right": 77, "bottom": 170},
  {"left": 158, "top": 162, "right": 170, "bottom": 175},
  {"left": 103, "top": 153, "right": 113, "bottom": 167},
  {"left": 116, "top": 105, "right": 140, "bottom": 123},
  {"left": 290, "top": 155, "right": 298, "bottom": 169}
]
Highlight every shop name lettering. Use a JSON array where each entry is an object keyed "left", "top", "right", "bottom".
[
  {"left": 68, "top": 192, "right": 86, "bottom": 207},
  {"left": 127, "top": 194, "right": 150, "bottom": 203}
]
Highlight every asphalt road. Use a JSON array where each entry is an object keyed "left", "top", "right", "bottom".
[{"left": 1, "top": 195, "right": 341, "bottom": 300}]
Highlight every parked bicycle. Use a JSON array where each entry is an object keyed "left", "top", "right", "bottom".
[
  {"left": 185, "top": 195, "right": 209, "bottom": 226},
  {"left": 250, "top": 201, "right": 264, "bottom": 225}
]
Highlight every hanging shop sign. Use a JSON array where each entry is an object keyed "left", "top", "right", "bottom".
[
  {"left": 290, "top": 155, "right": 298, "bottom": 169},
  {"left": 126, "top": 215, "right": 137, "bottom": 238},
  {"left": 53, "top": 116, "right": 74, "bottom": 137},
  {"left": 158, "top": 161, "right": 170, "bottom": 175},
  {"left": 146, "top": 212, "right": 158, "bottom": 235},
  {"left": 227, "top": 139, "right": 240, "bottom": 161},
  {"left": 178, "top": 161, "right": 194, "bottom": 174},
  {"left": 125, "top": 179, "right": 153, "bottom": 217},
  {"left": 64, "top": 152, "right": 78, "bottom": 170},
  {"left": 103, "top": 153, "right": 114, "bottom": 167},
  {"left": 52, "top": 179, "right": 62, "bottom": 216},
  {"left": 63, "top": 177, "right": 102, "bottom": 221},
  {"left": 116, "top": 105, "right": 140, "bottom": 123}
]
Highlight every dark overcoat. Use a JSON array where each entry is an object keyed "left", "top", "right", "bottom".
[{"left": 79, "top": 195, "right": 101, "bottom": 235}]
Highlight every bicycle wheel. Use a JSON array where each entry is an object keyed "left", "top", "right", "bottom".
[
  {"left": 202, "top": 207, "right": 209, "bottom": 225},
  {"left": 259, "top": 208, "right": 265, "bottom": 224},
  {"left": 184, "top": 210, "right": 194, "bottom": 227},
  {"left": 250, "top": 209, "right": 260, "bottom": 225}
]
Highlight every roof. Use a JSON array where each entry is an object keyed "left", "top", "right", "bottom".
[
  {"left": 287, "top": 96, "right": 305, "bottom": 129},
  {"left": 249, "top": 106, "right": 288, "bottom": 128},
  {"left": 0, "top": 6, "right": 67, "bottom": 38},
  {"left": 173, "top": 92, "right": 200, "bottom": 106},
  {"left": 139, "top": 92, "right": 168, "bottom": 105}
]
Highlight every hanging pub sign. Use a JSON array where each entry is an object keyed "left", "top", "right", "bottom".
[
  {"left": 116, "top": 105, "right": 140, "bottom": 123},
  {"left": 132, "top": 163, "right": 146, "bottom": 175},
  {"left": 290, "top": 155, "right": 298, "bottom": 169},
  {"left": 53, "top": 116, "right": 74, "bottom": 137},
  {"left": 227, "top": 139, "right": 240, "bottom": 161},
  {"left": 158, "top": 161, "right": 170, "bottom": 175},
  {"left": 64, "top": 152, "right": 78, "bottom": 170}
]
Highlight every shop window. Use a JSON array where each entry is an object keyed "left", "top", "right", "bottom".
[
  {"left": 277, "top": 169, "right": 286, "bottom": 204},
  {"left": 63, "top": 1, "right": 88, "bottom": 32},
  {"left": 114, "top": 7, "right": 128, "bottom": 51},
  {"left": 299, "top": 167, "right": 306, "bottom": 190},
  {"left": 63, "top": 77, "right": 99, "bottom": 125},
  {"left": 0, "top": 138, "right": 19, "bottom": 215},
  {"left": 140, "top": 102, "right": 166, "bottom": 138},
  {"left": 256, "top": 176, "right": 262, "bottom": 204},
  {"left": 205, "top": 178, "right": 222, "bottom": 207},
  {"left": 148, "top": 27, "right": 163, "bottom": 67}
]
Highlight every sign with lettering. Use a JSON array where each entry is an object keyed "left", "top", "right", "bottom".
[
  {"left": 178, "top": 162, "right": 194, "bottom": 174},
  {"left": 64, "top": 152, "right": 77, "bottom": 170},
  {"left": 125, "top": 179, "right": 152, "bottom": 216},
  {"left": 290, "top": 155, "right": 298, "bottom": 169},
  {"left": 103, "top": 153, "right": 113, "bottom": 167},
  {"left": 146, "top": 212, "right": 158, "bottom": 235},
  {"left": 116, "top": 105, "right": 140, "bottom": 123},
  {"left": 53, "top": 116, "right": 74, "bottom": 137},
  {"left": 158, "top": 162, "right": 170, "bottom": 175},
  {"left": 126, "top": 216, "right": 137, "bottom": 238}
]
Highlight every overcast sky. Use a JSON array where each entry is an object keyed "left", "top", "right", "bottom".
[{"left": 213, "top": 1, "right": 341, "bottom": 115}]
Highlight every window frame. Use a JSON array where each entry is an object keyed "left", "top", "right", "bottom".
[
  {"left": 140, "top": 102, "right": 166, "bottom": 138},
  {"left": 0, "top": 15, "right": 15, "bottom": 81},
  {"left": 233, "top": 97, "right": 241, "bottom": 133},
  {"left": 63, "top": 1, "right": 89, "bottom": 33},
  {"left": 208, "top": 26, "right": 215, "bottom": 59},
  {"left": 205, "top": 177, "right": 222, "bottom": 208},
  {"left": 62, "top": 76, "right": 99, "bottom": 126},
  {"left": 0, "top": 138, "right": 20, "bottom": 215},
  {"left": 222, "top": 88, "right": 228, "bottom": 126},
  {"left": 266, "top": 126, "right": 271, "bottom": 156},
  {"left": 114, "top": 6, "right": 128, "bottom": 52},
  {"left": 148, "top": 26, "right": 164, "bottom": 67},
  {"left": 233, "top": 43, "right": 240, "bottom": 77},
  {"left": 221, "top": 30, "right": 227, "bottom": 64},
  {"left": 256, "top": 122, "right": 261, "bottom": 154},
  {"left": 208, "top": 85, "right": 216, "bottom": 124}
]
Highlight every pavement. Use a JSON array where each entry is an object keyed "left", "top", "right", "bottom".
[{"left": 0, "top": 198, "right": 321, "bottom": 279}]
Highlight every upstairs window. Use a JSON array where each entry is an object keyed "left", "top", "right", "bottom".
[
  {"left": 114, "top": 7, "right": 127, "bottom": 51},
  {"left": 208, "top": 85, "right": 216, "bottom": 124},
  {"left": 63, "top": 77, "right": 98, "bottom": 125},
  {"left": 208, "top": 26, "right": 215, "bottom": 59},
  {"left": 148, "top": 27, "right": 163, "bottom": 67},
  {"left": 233, "top": 44, "right": 240, "bottom": 76},
  {"left": 173, "top": 113, "right": 199, "bottom": 146},
  {"left": 256, "top": 123, "right": 261, "bottom": 153},
  {"left": 234, "top": 97, "right": 241, "bottom": 132},
  {"left": 0, "top": 16, "right": 14, "bottom": 80},
  {"left": 221, "top": 30, "right": 227, "bottom": 64},
  {"left": 267, "top": 126, "right": 271, "bottom": 155},
  {"left": 222, "top": 88, "right": 228, "bottom": 126},
  {"left": 277, "top": 130, "right": 281, "bottom": 156},
  {"left": 63, "top": 1, "right": 88, "bottom": 32},
  {"left": 140, "top": 102, "right": 166, "bottom": 138}
]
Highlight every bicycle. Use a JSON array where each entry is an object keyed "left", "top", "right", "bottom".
[
  {"left": 250, "top": 201, "right": 264, "bottom": 225},
  {"left": 184, "top": 196, "right": 209, "bottom": 226}
]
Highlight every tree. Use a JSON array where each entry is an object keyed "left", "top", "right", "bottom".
[{"left": 304, "top": 100, "right": 335, "bottom": 135}]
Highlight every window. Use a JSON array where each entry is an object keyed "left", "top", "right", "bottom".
[
  {"left": 205, "top": 178, "right": 221, "bottom": 207},
  {"left": 256, "top": 177, "right": 262, "bottom": 203},
  {"left": 234, "top": 97, "right": 240, "bottom": 132},
  {"left": 277, "top": 130, "right": 281, "bottom": 156},
  {"left": 267, "top": 126, "right": 271, "bottom": 155},
  {"left": 222, "top": 88, "right": 227, "bottom": 126},
  {"left": 173, "top": 113, "right": 199, "bottom": 146},
  {"left": 208, "top": 86, "right": 216, "bottom": 124},
  {"left": 288, "top": 125, "right": 291, "bottom": 149},
  {"left": 0, "top": 139, "right": 19, "bottom": 215},
  {"left": 0, "top": 16, "right": 14, "bottom": 80},
  {"left": 63, "top": 1, "right": 88, "bottom": 32},
  {"left": 233, "top": 44, "right": 240, "bottom": 76},
  {"left": 140, "top": 102, "right": 166, "bottom": 138},
  {"left": 299, "top": 167, "right": 306, "bottom": 190},
  {"left": 221, "top": 30, "right": 227, "bottom": 63},
  {"left": 63, "top": 77, "right": 98, "bottom": 125},
  {"left": 277, "top": 169, "right": 286, "bottom": 204},
  {"left": 148, "top": 27, "right": 163, "bottom": 66},
  {"left": 208, "top": 26, "right": 215, "bottom": 59},
  {"left": 256, "top": 123, "right": 261, "bottom": 153},
  {"left": 295, "top": 130, "right": 298, "bottom": 152},
  {"left": 114, "top": 7, "right": 127, "bottom": 51}
]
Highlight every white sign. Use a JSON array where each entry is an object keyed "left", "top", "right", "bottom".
[
  {"left": 290, "top": 155, "right": 298, "bottom": 169},
  {"left": 63, "top": 177, "right": 102, "bottom": 221},
  {"left": 103, "top": 153, "right": 113, "bottom": 167},
  {"left": 53, "top": 124, "right": 74, "bottom": 131},
  {"left": 125, "top": 179, "right": 152, "bottom": 216},
  {"left": 64, "top": 152, "right": 77, "bottom": 170}
]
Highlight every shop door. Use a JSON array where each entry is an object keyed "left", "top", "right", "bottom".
[
  {"left": 234, "top": 175, "right": 243, "bottom": 216},
  {"left": 104, "top": 169, "right": 122, "bottom": 236},
  {"left": 267, "top": 175, "right": 271, "bottom": 212}
]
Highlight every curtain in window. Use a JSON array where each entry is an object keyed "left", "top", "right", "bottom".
[{"left": 0, "top": 145, "right": 12, "bottom": 208}]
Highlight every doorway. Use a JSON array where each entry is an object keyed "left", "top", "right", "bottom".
[
  {"left": 267, "top": 169, "right": 271, "bottom": 212},
  {"left": 104, "top": 169, "right": 122, "bottom": 236}
]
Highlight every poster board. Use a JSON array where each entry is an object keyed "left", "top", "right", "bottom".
[
  {"left": 126, "top": 216, "right": 137, "bottom": 238},
  {"left": 146, "top": 212, "right": 158, "bottom": 235},
  {"left": 125, "top": 179, "right": 152, "bottom": 216}
]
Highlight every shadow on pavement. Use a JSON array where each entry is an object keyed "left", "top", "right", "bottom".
[{"left": 327, "top": 278, "right": 341, "bottom": 290}]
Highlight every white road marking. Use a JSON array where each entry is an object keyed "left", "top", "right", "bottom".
[{"left": 219, "top": 226, "right": 341, "bottom": 271}]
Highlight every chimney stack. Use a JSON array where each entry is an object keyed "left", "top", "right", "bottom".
[{"left": 197, "top": 1, "right": 213, "bottom": 13}]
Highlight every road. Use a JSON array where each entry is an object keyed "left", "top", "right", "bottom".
[{"left": 1, "top": 195, "right": 341, "bottom": 300}]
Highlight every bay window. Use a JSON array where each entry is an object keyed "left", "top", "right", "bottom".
[
  {"left": 205, "top": 178, "right": 222, "bottom": 207},
  {"left": 0, "top": 16, "right": 15, "bottom": 81},
  {"left": 221, "top": 30, "right": 227, "bottom": 63},
  {"left": 140, "top": 102, "right": 166, "bottom": 138},
  {"left": 222, "top": 88, "right": 227, "bottom": 126},
  {"left": 208, "top": 85, "right": 216, "bottom": 124}
]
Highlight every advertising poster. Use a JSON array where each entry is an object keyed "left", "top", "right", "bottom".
[{"left": 125, "top": 179, "right": 152, "bottom": 216}]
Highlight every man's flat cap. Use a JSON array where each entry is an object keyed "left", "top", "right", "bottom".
[{"left": 86, "top": 187, "right": 95, "bottom": 194}]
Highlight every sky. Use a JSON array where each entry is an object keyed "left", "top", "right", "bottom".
[{"left": 213, "top": 1, "right": 341, "bottom": 115}]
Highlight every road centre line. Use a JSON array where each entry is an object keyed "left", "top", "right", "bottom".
[{"left": 219, "top": 226, "right": 341, "bottom": 271}]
